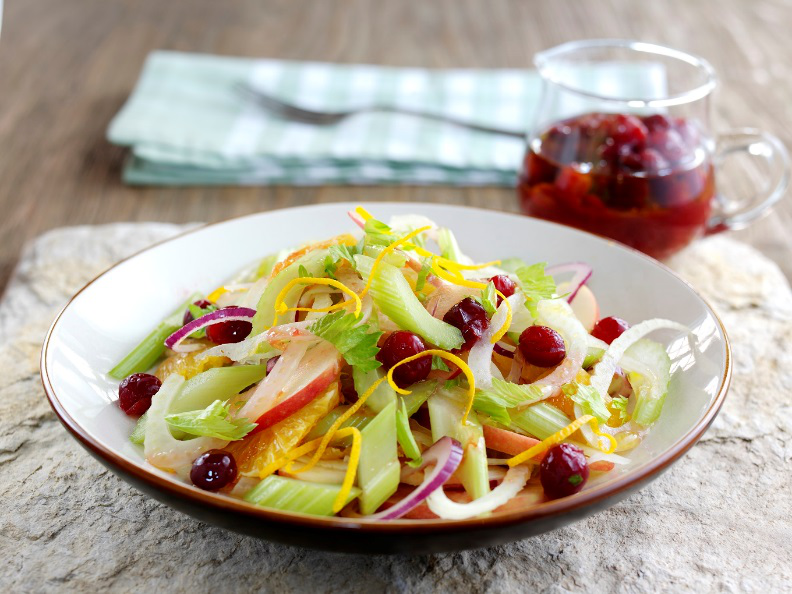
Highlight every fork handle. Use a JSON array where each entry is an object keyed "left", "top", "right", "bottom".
[{"left": 368, "top": 106, "right": 526, "bottom": 138}]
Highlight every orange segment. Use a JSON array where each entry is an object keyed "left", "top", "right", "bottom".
[
  {"left": 227, "top": 382, "right": 340, "bottom": 477},
  {"left": 154, "top": 346, "right": 229, "bottom": 381},
  {"left": 268, "top": 234, "right": 357, "bottom": 281}
]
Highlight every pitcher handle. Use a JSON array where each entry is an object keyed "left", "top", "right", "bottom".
[{"left": 707, "top": 128, "right": 790, "bottom": 234}]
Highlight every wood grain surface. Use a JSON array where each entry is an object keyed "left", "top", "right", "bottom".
[{"left": 0, "top": 0, "right": 790, "bottom": 292}]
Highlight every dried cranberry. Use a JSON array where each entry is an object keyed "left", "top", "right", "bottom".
[
  {"left": 118, "top": 373, "right": 161, "bottom": 416},
  {"left": 205, "top": 307, "right": 252, "bottom": 344},
  {"left": 540, "top": 443, "right": 589, "bottom": 499},
  {"left": 518, "top": 325, "right": 566, "bottom": 367},
  {"left": 621, "top": 148, "right": 668, "bottom": 173},
  {"left": 489, "top": 275, "right": 517, "bottom": 304},
  {"left": 182, "top": 299, "right": 214, "bottom": 325},
  {"left": 649, "top": 129, "right": 686, "bottom": 163},
  {"left": 591, "top": 316, "right": 630, "bottom": 344},
  {"left": 190, "top": 450, "right": 238, "bottom": 491},
  {"left": 610, "top": 114, "right": 648, "bottom": 150},
  {"left": 376, "top": 331, "right": 431, "bottom": 388},
  {"left": 443, "top": 298, "right": 489, "bottom": 350}
]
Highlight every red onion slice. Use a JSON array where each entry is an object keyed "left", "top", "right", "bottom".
[
  {"left": 493, "top": 343, "right": 515, "bottom": 359},
  {"left": 164, "top": 306, "right": 256, "bottom": 353},
  {"left": 366, "top": 436, "right": 463, "bottom": 520},
  {"left": 546, "top": 262, "right": 592, "bottom": 303}
]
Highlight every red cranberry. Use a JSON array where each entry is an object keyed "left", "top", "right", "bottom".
[
  {"left": 182, "top": 299, "right": 214, "bottom": 325},
  {"left": 489, "top": 275, "right": 517, "bottom": 304},
  {"left": 621, "top": 148, "right": 668, "bottom": 173},
  {"left": 376, "top": 331, "right": 431, "bottom": 388},
  {"left": 443, "top": 298, "right": 490, "bottom": 350},
  {"left": 540, "top": 443, "right": 589, "bottom": 499},
  {"left": 591, "top": 316, "right": 630, "bottom": 344},
  {"left": 190, "top": 450, "right": 238, "bottom": 491},
  {"left": 649, "top": 129, "right": 686, "bottom": 163},
  {"left": 205, "top": 307, "right": 253, "bottom": 344},
  {"left": 518, "top": 325, "right": 566, "bottom": 367},
  {"left": 641, "top": 114, "right": 672, "bottom": 133},
  {"left": 118, "top": 373, "right": 161, "bottom": 416}
]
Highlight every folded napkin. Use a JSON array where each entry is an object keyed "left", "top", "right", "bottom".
[{"left": 108, "top": 51, "right": 664, "bottom": 187}]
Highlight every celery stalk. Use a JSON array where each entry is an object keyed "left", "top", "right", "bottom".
[
  {"left": 243, "top": 475, "right": 360, "bottom": 516},
  {"left": 362, "top": 245, "right": 407, "bottom": 268},
  {"left": 304, "top": 405, "right": 373, "bottom": 443},
  {"left": 129, "top": 413, "right": 148, "bottom": 445},
  {"left": 396, "top": 398, "right": 422, "bottom": 465},
  {"left": 353, "top": 367, "right": 396, "bottom": 413},
  {"left": 428, "top": 387, "right": 490, "bottom": 500},
  {"left": 355, "top": 255, "right": 463, "bottom": 350},
  {"left": 251, "top": 248, "right": 331, "bottom": 334},
  {"left": 170, "top": 364, "right": 267, "bottom": 414},
  {"left": 626, "top": 339, "right": 672, "bottom": 427},
  {"left": 437, "top": 227, "right": 462, "bottom": 262},
  {"left": 109, "top": 292, "right": 202, "bottom": 379},
  {"left": 357, "top": 400, "right": 400, "bottom": 514},
  {"left": 401, "top": 380, "right": 439, "bottom": 416},
  {"left": 510, "top": 402, "right": 571, "bottom": 439}
]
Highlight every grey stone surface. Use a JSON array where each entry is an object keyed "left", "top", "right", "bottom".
[{"left": 0, "top": 224, "right": 789, "bottom": 593}]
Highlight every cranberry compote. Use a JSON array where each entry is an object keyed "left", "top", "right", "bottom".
[
  {"left": 190, "top": 450, "right": 238, "bottom": 491},
  {"left": 540, "top": 443, "right": 589, "bottom": 499},
  {"left": 518, "top": 112, "right": 715, "bottom": 259},
  {"left": 377, "top": 331, "right": 431, "bottom": 388},
  {"left": 443, "top": 298, "right": 489, "bottom": 350},
  {"left": 206, "top": 307, "right": 253, "bottom": 344},
  {"left": 518, "top": 325, "right": 566, "bottom": 367},
  {"left": 591, "top": 316, "right": 630, "bottom": 345},
  {"left": 118, "top": 373, "right": 161, "bottom": 416}
]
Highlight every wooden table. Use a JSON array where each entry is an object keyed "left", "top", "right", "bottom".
[{"left": 1, "top": 0, "right": 790, "bottom": 291}]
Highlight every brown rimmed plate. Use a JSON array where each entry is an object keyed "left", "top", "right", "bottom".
[{"left": 40, "top": 202, "right": 730, "bottom": 554}]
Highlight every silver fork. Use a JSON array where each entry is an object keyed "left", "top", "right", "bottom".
[{"left": 235, "top": 83, "right": 525, "bottom": 138}]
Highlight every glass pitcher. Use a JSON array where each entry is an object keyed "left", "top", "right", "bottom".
[{"left": 518, "top": 39, "right": 790, "bottom": 259}]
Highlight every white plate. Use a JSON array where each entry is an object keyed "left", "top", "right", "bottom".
[{"left": 41, "top": 202, "right": 730, "bottom": 553}]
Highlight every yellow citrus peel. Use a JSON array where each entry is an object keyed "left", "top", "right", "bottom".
[
  {"left": 271, "top": 277, "right": 362, "bottom": 326},
  {"left": 490, "top": 290, "right": 512, "bottom": 344},
  {"left": 359, "top": 225, "right": 433, "bottom": 299},
  {"left": 207, "top": 286, "right": 229, "bottom": 303},
  {"left": 285, "top": 376, "right": 387, "bottom": 476},
  {"left": 255, "top": 426, "right": 361, "bottom": 513},
  {"left": 506, "top": 415, "right": 617, "bottom": 467},
  {"left": 386, "top": 349, "right": 477, "bottom": 425}
]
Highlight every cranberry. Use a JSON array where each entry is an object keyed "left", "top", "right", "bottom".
[
  {"left": 591, "top": 316, "right": 630, "bottom": 344},
  {"left": 641, "top": 114, "right": 672, "bottom": 133},
  {"left": 376, "top": 331, "right": 431, "bottom": 388},
  {"left": 610, "top": 114, "right": 648, "bottom": 149},
  {"left": 540, "top": 443, "right": 589, "bottom": 499},
  {"left": 489, "top": 275, "right": 517, "bottom": 304},
  {"left": 621, "top": 148, "right": 668, "bottom": 173},
  {"left": 190, "top": 450, "right": 238, "bottom": 491},
  {"left": 118, "top": 373, "right": 161, "bottom": 416},
  {"left": 205, "top": 307, "right": 253, "bottom": 344},
  {"left": 182, "top": 299, "right": 214, "bottom": 325},
  {"left": 649, "top": 129, "right": 686, "bottom": 163},
  {"left": 443, "top": 298, "right": 489, "bottom": 350},
  {"left": 518, "top": 325, "right": 566, "bottom": 367}
]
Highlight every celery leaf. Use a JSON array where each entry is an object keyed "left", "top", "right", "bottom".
[
  {"left": 515, "top": 263, "right": 556, "bottom": 317},
  {"left": 473, "top": 378, "right": 545, "bottom": 426},
  {"left": 568, "top": 384, "right": 611, "bottom": 423},
  {"left": 481, "top": 281, "right": 498, "bottom": 315},
  {"left": 165, "top": 400, "right": 257, "bottom": 441},
  {"left": 611, "top": 396, "right": 630, "bottom": 422},
  {"left": 309, "top": 311, "right": 383, "bottom": 373}
]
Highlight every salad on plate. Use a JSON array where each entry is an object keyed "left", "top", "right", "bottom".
[{"left": 110, "top": 206, "right": 688, "bottom": 520}]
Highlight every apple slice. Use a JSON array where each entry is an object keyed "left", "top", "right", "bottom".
[
  {"left": 482, "top": 424, "right": 541, "bottom": 458},
  {"left": 557, "top": 281, "right": 599, "bottom": 332}
]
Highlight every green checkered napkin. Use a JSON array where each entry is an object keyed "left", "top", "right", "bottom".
[{"left": 108, "top": 51, "right": 663, "bottom": 186}]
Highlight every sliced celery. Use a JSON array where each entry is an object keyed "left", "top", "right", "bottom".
[
  {"left": 429, "top": 387, "right": 490, "bottom": 500},
  {"left": 626, "top": 339, "right": 672, "bottom": 427},
  {"left": 510, "top": 402, "right": 571, "bottom": 439},
  {"left": 170, "top": 364, "right": 267, "bottom": 414},
  {"left": 362, "top": 245, "right": 407, "bottom": 268},
  {"left": 304, "top": 405, "right": 373, "bottom": 444},
  {"left": 129, "top": 413, "right": 147, "bottom": 445},
  {"left": 353, "top": 367, "right": 396, "bottom": 413},
  {"left": 401, "top": 380, "right": 439, "bottom": 417},
  {"left": 357, "top": 400, "right": 400, "bottom": 514},
  {"left": 243, "top": 475, "right": 360, "bottom": 516},
  {"left": 251, "top": 248, "right": 330, "bottom": 334},
  {"left": 582, "top": 335, "right": 608, "bottom": 368},
  {"left": 396, "top": 398, "right": 422, "bottom": 465},
  {"left": 355, "top": 255, "right": 463, "bottom": 350},
  {"left": 437, "top": 227, "right": 462, "bottom": 262},
  {"left": 109, "top": 292, "right": 202, "bottom": 379}
]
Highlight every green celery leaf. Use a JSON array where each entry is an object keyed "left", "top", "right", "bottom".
[
  {"left": 298, "top": 264, "right": 310, "bottom": 278},
  {"left": 431, "top": 355, "right": 451, "bottom": 372},
  {"left": 165, "top": 400, "right": 257, "bottom": 441},
  {"left": 515, "top": 263, "right": 556, "bottom": 317},
  {"left": 185, "top": 302, "right": 218, "bottom": 338},
  {"left": 474, "top": 378, "right": 545, "bottom": 425},
  {"left": 415, "top": 258, "right": 432, "bottom": 292},
  {"left": 568, "top": 384, "right": 611, "bottom": 423},
  {"left": 499, "top": 258, "right": 529, "bottom": 274},
  {"left": 363, "top": 218, "right": 395, "bottom": 246},
  {"left": 481, "top": 282, "right": 498, "bottom": 316},
  {"left": 309, "top": 311, "right": 383, "bottom": 373},
  {"left": 611, "top": 396, "right": 629, "bottom": 422},
  {"left": 328, "top": 243, "right": 358, "bottom": 267},
  {"left": 323, "top": 254, "right": 337, "bottom": 279}
]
